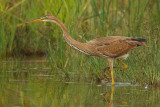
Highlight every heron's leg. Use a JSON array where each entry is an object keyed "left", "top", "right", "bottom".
[
  {"left": 103, "top": 59, "right": 128, "bottom": 71},
  {"left": 102, "top": 59, "right": 127, "bottom": 80},
  {"left": 113, "top": 59, "right": 128, "bottom": 70},
  {"left": 102, "top": 59, "right": 128, "bottom": 80},
  {"left": 108, "top": 58, "right": 114, "bottom": 85}
]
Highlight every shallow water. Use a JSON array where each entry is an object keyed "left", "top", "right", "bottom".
[{"left": 0, "top": 58, "right": 160, "bottom": 107}]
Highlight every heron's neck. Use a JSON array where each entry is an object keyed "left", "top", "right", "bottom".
[{"left": 46, "top": 18, "right": 90, "bottom": 55}]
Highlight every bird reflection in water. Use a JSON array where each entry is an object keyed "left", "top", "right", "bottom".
[{"left": 102, "top": 85, "right": 128, "bottom": 107}]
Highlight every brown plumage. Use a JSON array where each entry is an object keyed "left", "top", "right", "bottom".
[
  {"left": 26, "top": 14, "right": 146, "bottom": 85},
  {"left": 88, "top": 36, "right": 146, "bottom": 58}
]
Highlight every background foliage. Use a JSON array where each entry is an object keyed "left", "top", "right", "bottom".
[{"left": 0, "top": 0, "right": 160, "bottom": 85}]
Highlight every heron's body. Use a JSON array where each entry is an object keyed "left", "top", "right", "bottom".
[{"left": 27, "top": 15, "right": 146, "bottom": 85}]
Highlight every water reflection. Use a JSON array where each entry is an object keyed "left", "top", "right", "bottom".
[
  {"left": 1, "top": 78, "right": 160, "bottom": 107},
  {"left": 102, "top": 84, "right": 129, "bottom": 107},
  {"left": 109, "top": 86, "right": 114, "bottom": 107},
  {"left": 0, "top": 58, "right": 160, "bottom": 107}
]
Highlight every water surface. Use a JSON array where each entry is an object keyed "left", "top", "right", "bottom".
[{"left": 0, "top": 58, "right": 159, "bottom": 107}]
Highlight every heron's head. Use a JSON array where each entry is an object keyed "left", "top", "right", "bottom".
[{"left": 26, "top": 14, "right": 57, "bottom": 23}]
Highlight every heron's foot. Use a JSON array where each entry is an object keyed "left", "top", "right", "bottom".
[
  {"left": 100, "top": 59, "right": 128, "bottom": 82},
  {"left": 102, "top": 66, "right": 126, "bottom": 80},
  {"left": 105, "top": 59, "right": 128, "bottom": 72},
  {"left": 101, "top": 67, "right": 111, "bottom": 81},
  {"left": 116, "top": 59, "right": 128, "bottom": 70},
  {"left": 111, "top": 79, "right": 115, "bottom": 85}
]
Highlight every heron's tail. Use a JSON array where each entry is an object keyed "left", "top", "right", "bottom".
[{"left": 131, "top": 38, "right": 146, "bottom": 43}]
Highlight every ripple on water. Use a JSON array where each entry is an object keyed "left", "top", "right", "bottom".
[{"left": 106, "top": 82, "right": 141, "bottom": 87}]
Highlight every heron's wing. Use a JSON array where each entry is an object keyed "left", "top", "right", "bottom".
[{"left": 89, "top": 36, "right": 144, "bottom": 57}]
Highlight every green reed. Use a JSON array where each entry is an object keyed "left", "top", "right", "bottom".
[{"left": 0, "top": 0, "right": 160, "bottom": 85}]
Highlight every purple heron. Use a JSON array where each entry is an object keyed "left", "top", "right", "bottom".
[{"left": 26, "top": 15, "right": 146, "bottom": 85}]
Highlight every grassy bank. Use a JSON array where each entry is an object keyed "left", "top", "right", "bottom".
[{"left": 0, "top": 0, "right": 160, "bottom": 85}]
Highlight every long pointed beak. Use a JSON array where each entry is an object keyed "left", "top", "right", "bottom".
[{"left": 26, "top": 16, "right": 46, "bottom": 23}]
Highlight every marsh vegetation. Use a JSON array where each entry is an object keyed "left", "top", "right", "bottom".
[
  {"left": 0, "top": 0, "right": 160, "bottom": 85},
  {"left": 1, "top": 0, "right": 160, "bottom": 106}
]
